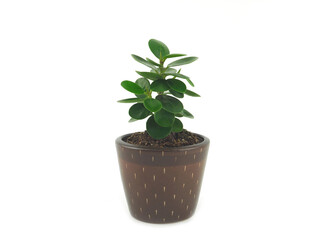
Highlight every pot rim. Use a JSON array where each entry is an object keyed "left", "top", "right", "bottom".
[{"left": 116, "top": 132, "right": 210, "bottom": 152}]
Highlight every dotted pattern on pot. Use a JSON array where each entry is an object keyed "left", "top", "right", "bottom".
[{"left": 118, "top": 148, "right": 208, "bottom": 223}]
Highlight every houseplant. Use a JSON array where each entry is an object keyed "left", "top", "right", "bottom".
[{"left": 116, "top": 39, "right": 210, "bottom": 223}]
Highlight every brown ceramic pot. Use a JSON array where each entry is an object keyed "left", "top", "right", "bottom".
[{"left": 116, "top": 133, "right": 210, "bottom": 224}]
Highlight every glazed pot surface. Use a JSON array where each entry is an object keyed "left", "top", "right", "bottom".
[{"left": 116, "top": 133, "right": 210, "bottom": 223}]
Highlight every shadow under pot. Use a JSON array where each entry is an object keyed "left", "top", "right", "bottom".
[{"left": 116, "top": 133, "right": 210, "bottom": 224}]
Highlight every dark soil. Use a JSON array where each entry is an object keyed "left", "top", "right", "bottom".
[{"left": 124, "top": 130, "right": 203, "bottom": 148}]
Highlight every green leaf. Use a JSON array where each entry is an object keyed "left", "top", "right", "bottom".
[
  {"left": 165, "top": 72, "right": 189, "bottom": 78},
  {"left": 135, "top": 94, "right": 147, "bottom": 99},
  {"left": 131, "top": 54, "right": 158, "bottom": 71},
  {"left": 146, "top": 58, "right": 161, "bottom": 67},
  {"left": 182, "top": 109, "right": 194, "bottom": 119},
  {"left": 169, "top": 89, "right": 184, "bottom": 98},
  {"left": 146, "top": 116, "right": 172, "bottom": 139},
  {"left": 185, "top": 89, "right": 200, "bottom": 97},
  {"left": 164, "top": 72, "right": 194, "bottom": 87},
  {"left": 143, "top": 98, "right": 162, "bottom": 112},
  {"left": 165, "top": 68, "right": 177, "bottom": 74},
  {"left": 185, "top": 78, "right": 195, "bottom": 87},
  {"left": 150, "top": 80, "right": 169, "bottom": 92},
  {"left": 154, "top": 109, "right": 175, "bottom": 127},
  {"left": 148, "top": 39, "right": 170, "bottom": 60},
  {"left": 134, "top": 78, "right": 149, "bottom": 98},
  {"left": 167, "top": 57, "right": 198, "bottom": 67},
  {"left": 121, "top": 80, "right": 145, "bottom": 94},
  {"left": 118, "top": 98, "right": 143, "bottom": 103},
  {"left": 164, "top": 53, "right": 187, "bottom": 60},
  {"left": 136, "top": 71, "right": 162, "bottom": 81},
  {"left": 129, "top": 103, "right": 151, "bottom": 120},
  {"left": 129, "top": 118, "right": 138, "bottom": 122},
  {"left": 172, "top": 118, "right": 183, "bottom": 132},
  {"left": 135, "top": 78, "right": 150, "bottom": 91},
  {"left": 156, "top": 95, "right": 183, "bottom": 114},
  {"left": 167, "top": 79, "right": 187, "bottom": 93}
]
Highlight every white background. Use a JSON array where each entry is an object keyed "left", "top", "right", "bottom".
[{"left": 1, "top": 0, "right": 320, "bottom": 239}]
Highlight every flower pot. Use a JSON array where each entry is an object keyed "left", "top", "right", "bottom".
[{"left": 116, "top": 133, "right": 210, "bottom": 223}]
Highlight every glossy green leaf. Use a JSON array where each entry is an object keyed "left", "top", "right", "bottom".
[
  {"left": 135, "top": 78, "right": 149, "bottom": 98},
  {"left": 169, "top": 89, "right": 184, "bottom": 98},
  {"left": 135, "top": 78, "right": 150, "bottom": 91},
  {"left": 136, "top": 71, "right": 162, "bottom": 81},
  {"left": 146, "top": 116, "right": 172, "bottom": 139},
  {"left": 156, "top": 95, "right": 183, "bottom": 114},
  {"left": 172, "top": 118, "right": 183, "bottom": 132},
  {"left": 129, "top": 103, "right": 151, "bottom": 120},
  {"left": 148, "top": 39, "right": 170, "bottom": 60},
  {"left": 131, "top": 54, "right": 157, "bottom": 70},
  {"left": 135, "top": 94, "right": 147, "bottom": 99},
  {"left": 168, "top": 72, "right": 189, "bottom": 79},
  {"left": 146, "top": 58, "right": 161, "bottom": 67},
  {"left": 185, "top": 78, "right": 195, "bottom": 87},
  {"left": 182, "top": 109, "right": 194, "bottom": 119},
  {"left": 117, "top": 98, "right": 143, "bottom": 103},
  {"left": 167, "top": 79, "right": 187, "bottom": 93},
  {"left": 143, "top": 98, "right": 162, "bottom": 112},
  {"left": 164, "top": 53, "right": 187, "bottom": 59},
  {"left": 121, "top": 80, "right": 145, "bottom": 94},
  {"left": 185, "top": 89, "right": 200, "bottom": 97},
  {"left": 129, "top": 118, "right": 138, "bottom": 122},
  {"left": 175, "top": 112, "right": 184, "bottom": 117},
  {"left": 154, "top": 109, "right": 175, "bottom": 127},
  {"left": 167, "top": 57, "right": 198, "bottom": 67},
  {"left": 165, "top": 68, "right": 177, "bottom": 74},
  {"left": 164, "top": 72, "right": 194, "bottom": 87},
  {"left": 150, "top": 80, "right": 169, "bottom": 92}
]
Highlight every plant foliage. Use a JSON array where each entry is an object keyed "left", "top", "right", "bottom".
[{"left": 118, "top": 39, "right": 200, "bottom": 139}]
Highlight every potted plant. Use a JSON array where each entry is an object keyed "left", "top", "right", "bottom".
[{"left": 116, "top": 39, "right": 210, "bottom": 223}]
